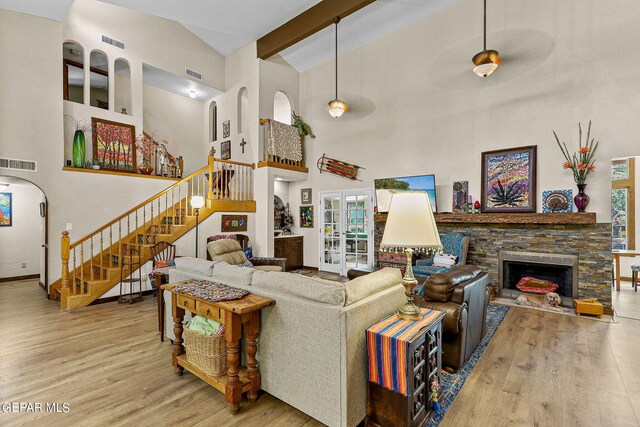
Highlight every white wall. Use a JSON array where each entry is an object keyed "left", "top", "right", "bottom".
[
  {"left": 290, "top": 0, "right": 640, "bottom": 268},
  {"left": 143, "top": 84, "right": 205, "bottom": 176},
  {"left": 274, "top": 180, "right": 289, "bottom": 205},
  {"left": 0, "top": 183, "right": 45, "bottom": 279}
]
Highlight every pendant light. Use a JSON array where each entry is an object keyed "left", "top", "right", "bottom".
[
  {"left": 328, "top": 16, "right": 348, "bottom": 118},
  {"left": 472, "top": 0, "right": 500, "bottom": 77}
]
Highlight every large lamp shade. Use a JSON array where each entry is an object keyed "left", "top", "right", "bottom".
[{"left": 380, "top": 192, "right": 442, "bottom": 253}]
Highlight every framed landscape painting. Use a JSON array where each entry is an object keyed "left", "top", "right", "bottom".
[
  {"left": 92, "top": 118, "right": 136, "bottom": 171},
  {"left": 481, "top": 146, "right": 537, "bottom": 213},
  {"left": 0, "top": 192, "right": 12, "bottom": 226}
]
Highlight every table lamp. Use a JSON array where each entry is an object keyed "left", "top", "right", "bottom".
[{"left": 380, "top": 192, "right": 442, "bottom": 320}]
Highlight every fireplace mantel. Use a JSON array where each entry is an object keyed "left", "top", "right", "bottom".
[{"left": 374, "top": 212, "right": 596, "bottom": 225}]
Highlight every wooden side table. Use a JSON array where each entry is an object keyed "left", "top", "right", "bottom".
[
  {"left": 366, "top": 312, "right": 445, "bottom": 427},
  {"left": 163, "top": 282, "right": 275, "bottom": 414}
]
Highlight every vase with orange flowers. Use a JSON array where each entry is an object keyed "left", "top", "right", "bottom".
[
  {"left": 554, "top": 121, "right": 599, "bottom": 212},
  {"left": 136, "top": 132, "right": 158, "bottom": 175}
]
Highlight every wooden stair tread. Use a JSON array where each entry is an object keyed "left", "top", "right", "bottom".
[{"left": 57, "top": 198, "right": 252, "bottom": 309}]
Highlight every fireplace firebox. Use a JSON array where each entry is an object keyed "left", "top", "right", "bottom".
[{"left": 499, "top": 251, "right": 579, "bottom": 307}]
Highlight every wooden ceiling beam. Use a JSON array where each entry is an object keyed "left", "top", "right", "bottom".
[{"left": 257, "top": 0, "right": 376, "bottom": 60}]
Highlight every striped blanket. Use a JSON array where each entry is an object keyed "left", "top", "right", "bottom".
[{"left": 367, "top": 308, "right": 444, "bottom": 396}]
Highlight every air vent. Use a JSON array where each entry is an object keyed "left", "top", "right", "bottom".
[
  {"left": 101, "top": 34, "right": 126, "bottom": 50},
  {"left": 0, "top": 157, "right": 37, "bottom": 172},
  {"left": 185, "top": 68, "right": 202, "bottom": 80}
]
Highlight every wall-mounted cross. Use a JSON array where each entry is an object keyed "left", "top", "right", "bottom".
[{"left": 240, "top": 138, "right": 247, "bottom": 154}]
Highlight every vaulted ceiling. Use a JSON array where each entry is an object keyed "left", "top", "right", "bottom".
[{"left": 0, "top": 0, "right": 463, "bottom": 71}]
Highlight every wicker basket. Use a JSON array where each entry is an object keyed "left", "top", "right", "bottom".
[{"left": 184, "top": 327, "right": 228, "bottom": 376}]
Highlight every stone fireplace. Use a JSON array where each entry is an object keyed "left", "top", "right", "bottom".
[
  {"left": 375, "top": 215, "right": 613, "bottom": 314},
  {"left": 499, "top": 250, "right": 579, "bottom": 307}
]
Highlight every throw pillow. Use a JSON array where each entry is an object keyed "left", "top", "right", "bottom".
[
  {"left": 433, "top": 253, "right": 457, "bottom": 268},
  {"left": 242, "top": 247, "right": 254, "bottom": 258},
  {"left": 155, "top": 259, "right": 176, "bottom": 269}
]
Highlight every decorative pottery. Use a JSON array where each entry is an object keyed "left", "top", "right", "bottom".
[
  {"left": 138, "top": 159, "right": 154, "bottom": 175},
  {"left": 542, "top": 190, "right": 573, "bottom": 213},
  {"left": 574, "top": 184, "right": 590, "bottom": 212},
  {"left": 72, "top": 130, "right": 86, "bottom": 168}
]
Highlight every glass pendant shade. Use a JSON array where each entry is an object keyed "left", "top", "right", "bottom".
[
  {"left": 473, "top": 61, "right": 498, "bottom": 77},
  {"left": 472, "top": 49, "right": 500, "bottom": 77},
  {"left": 328, "top": 99, "right": 348, "bottom": 118}
]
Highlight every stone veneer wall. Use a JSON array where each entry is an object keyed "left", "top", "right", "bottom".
[{"left": 374, "top": 221, "right": 613, "bottom": 314}]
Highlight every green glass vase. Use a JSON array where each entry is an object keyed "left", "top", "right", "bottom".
[{"left": 72, "top": 130, "right": 86, "bottom": 168}]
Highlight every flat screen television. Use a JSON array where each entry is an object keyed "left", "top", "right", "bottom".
[{"left": 374, "top": 174, "right": 437, "bottom": 213}]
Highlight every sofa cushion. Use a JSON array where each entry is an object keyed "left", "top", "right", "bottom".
[
  {"left": 207, "top": 239, "right": 248, "bottom": 265},
  {"left": 211, "top": 261, "right": 255, "bottom": 286},
  {"left": 254, "top": 265, "right": 283, "bottom": 272},
  {"left": 174, "top": 257, "right": 215, "bottom": 277},
  {"left": 344, "top": 267, "right": 401, "bottom": 306},
  {"left": 252, "top": 270, "right": 346, "bottom": 306},
  {"left": 424, "top": 265, "right": 482, "bottom": 302}
]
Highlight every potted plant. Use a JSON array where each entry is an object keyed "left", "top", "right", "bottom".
[
  {"left": 65, "top": 115, "right": 92, "bottom": 168},
  {"left": 292, "top": 111, "right": 315, "bottom": 139},
  {"left": 553, "top": 121, "right": 600, "bottom": 212}
]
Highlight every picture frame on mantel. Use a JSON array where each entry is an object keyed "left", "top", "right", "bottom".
[{"left": 481, "top": 145, "right": 537, "bottom": 213}]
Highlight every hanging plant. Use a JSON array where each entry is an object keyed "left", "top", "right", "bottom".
[{"left": 292, "top": 111, "right": 315, "bottom": 139}]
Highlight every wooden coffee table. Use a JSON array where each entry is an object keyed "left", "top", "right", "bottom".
[{"left": 163, "top": 281, "right": 275, "bottom": 414}]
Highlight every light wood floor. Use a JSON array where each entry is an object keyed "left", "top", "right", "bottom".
[
  {"left": 442, "top": 306, "right": 640, "bottom": 427},
  {"left": 0, "top": 279, "right": 322, "bottom": 427},
  {"left": 3, "top": 279, "right": 640, "bottom": 426},
  {"left": 613, "top": 280, "right": 640, "bottom": 320}
]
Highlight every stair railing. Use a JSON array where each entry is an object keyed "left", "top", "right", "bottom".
[{"left": 59, "top": 155, "right": 254, "bottom": 308}]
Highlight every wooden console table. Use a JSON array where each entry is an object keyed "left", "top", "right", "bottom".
[{"left": 163, "top": 282, "right": 275, "bottom": 414}]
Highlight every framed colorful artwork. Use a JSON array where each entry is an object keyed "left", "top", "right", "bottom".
[
  {"left": 542, "top": 190, "right": 573, "bottom": 213},
  {"left": 301, "top": 188, "right": 312, "bottom": 205},
  {"left": 0, "top": 192, "right": 12, "bottom": 226},
  {"left": 452, "top": 181, "right": 469, "bottom": 213},
  {"left": 221, "top": 140, "right": 231, "bottom": 160},
  {"left": 222, "top": 214, "right": 247, "bottom": 232},
  {"left": 481, "top": 146, "right": 537, "bottom": 213},
  {"left": 92, "top": 118, "right": 136, "bottom": 171},
  {"left": 223, "top": 120, "right": 231, "bottom": 138},
  {"left": 300, "top": 206, "right": 314, "bottom": 228}
]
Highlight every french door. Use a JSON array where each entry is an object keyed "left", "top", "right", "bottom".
[{"left": 319, "top": 189, "right": 374, "bottom": 275}]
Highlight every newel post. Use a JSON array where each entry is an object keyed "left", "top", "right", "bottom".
[
  {"left": 60, "top": 231, "right": 70, "bottom": 309},
  {"left": 208, "top": 147, "right": 215, "bottom": 202}
]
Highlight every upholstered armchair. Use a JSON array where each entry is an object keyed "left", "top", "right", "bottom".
[
  {"left": 413, "top": 232, "right": 470, "bottom": 279},
  {"left": 206, "top": 239, "right": 286, "bottom": 272}
]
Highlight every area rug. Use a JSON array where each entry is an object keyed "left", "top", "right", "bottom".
[{"left": 428, "top": 303, "right": 510, "bottom": 425}]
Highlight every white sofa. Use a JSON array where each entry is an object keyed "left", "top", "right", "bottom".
[{"left": 164, "top": 257, "right": 405, "bottom": 427}]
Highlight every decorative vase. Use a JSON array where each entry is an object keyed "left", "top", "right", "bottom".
[
  {"left": 138, "top": 158, "right": 154, "bottom": 175},
  {"left": 72, "top": 130, "right": 86, "bottom": 168},
  {"left": 574, "top": 183, "right": 590, "bottom": 212}
]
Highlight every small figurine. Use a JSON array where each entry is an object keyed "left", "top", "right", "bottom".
[
  {"left": 431, "top": 376, "right": 442, "bottom": 413},
  {"left": 121, "top": 108, "right": 128, "bottom": 115},
  {"left": 467, "top": 196, "right": 473, "bottom": 213},
  {"left": 474, "top": 200, "right": 481, "bottom": 213},
  {"left": 177, "top": 156, "right": 183, "bottom": 178}
]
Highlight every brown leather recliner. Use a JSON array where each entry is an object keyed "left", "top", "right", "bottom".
[{"left": 414, "top": 265, "right": 489, "bottom": 372}]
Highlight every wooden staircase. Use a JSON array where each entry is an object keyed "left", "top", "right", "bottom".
[{"left": 50, "top": 156, "right": 256, "bottom": 309}]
